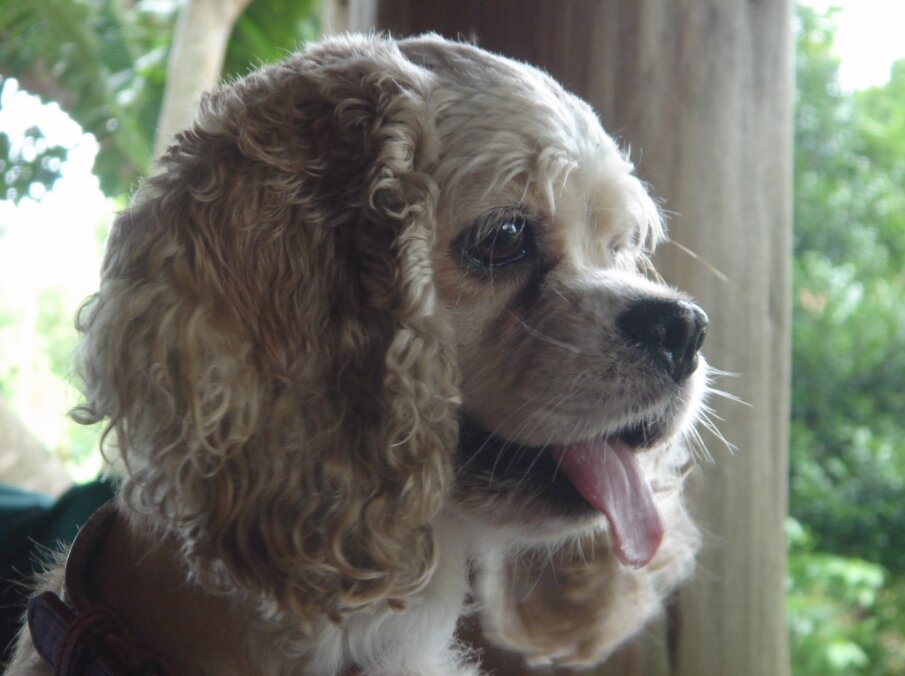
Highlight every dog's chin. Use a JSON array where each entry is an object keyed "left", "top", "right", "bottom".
[{"left": 454, "top": 414, "right": 675, "bottom": 565}]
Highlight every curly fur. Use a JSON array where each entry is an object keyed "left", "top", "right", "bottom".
[
  {"left": 9, "top": 33, "right": 711, "bottom": 675},
  {"left": 75, "top": 36, "right": 459, "bottom": 627}
]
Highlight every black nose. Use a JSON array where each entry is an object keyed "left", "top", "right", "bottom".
[{"left": 617, "top": 298, "right": 709, "bottom": 382}]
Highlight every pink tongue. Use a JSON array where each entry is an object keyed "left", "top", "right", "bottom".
[{"left": 553, "top": 439, "right": 663, "bottom": 568}]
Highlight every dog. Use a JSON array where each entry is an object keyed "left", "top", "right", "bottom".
[{"left": 8, "top": 33, "right": 709, "bottom": 675}]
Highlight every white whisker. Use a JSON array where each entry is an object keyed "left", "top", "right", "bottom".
[{"left": 507, "top": 311, "right": 582, "bottom": 354}]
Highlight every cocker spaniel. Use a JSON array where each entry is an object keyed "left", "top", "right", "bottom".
[{"left": 10, "top": 34, "right": 710, "bottom": 675}]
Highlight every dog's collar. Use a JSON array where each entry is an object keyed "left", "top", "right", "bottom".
[
  {"left": 27, "top": 500, "right": 170, "bottom": 675},
  {"left": 28, "top": 501, "right": 369, "bottom": 676}
]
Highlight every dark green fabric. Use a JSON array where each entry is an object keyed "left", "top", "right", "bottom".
[{"left": 0, "top": 479, "right": 116, "bottom": 664}]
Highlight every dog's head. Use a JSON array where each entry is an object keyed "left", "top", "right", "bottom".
[
  {"left": 402, "top": 39, "right": 708, "bottom": 568},
  {"left": 75, "top": 34, "right": 706, "bottom": 627}
]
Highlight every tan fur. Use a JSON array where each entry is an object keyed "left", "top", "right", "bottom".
[
  {"left": 72, "top": 37, "right": 459, "bottom": 628},
  {"left": 8, "top": 34, "right": 709, "bottom": 675}
]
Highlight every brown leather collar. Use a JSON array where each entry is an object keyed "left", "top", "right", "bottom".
[
  {"left": 28, "top": 501, "right": 370, "bottom": 675},
  {"left": 28, "top": 500, "right": 169, "bottom": 675}
]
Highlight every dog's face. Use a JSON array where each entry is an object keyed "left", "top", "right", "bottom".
[{"left": 402, "top": 39, "right": 709, "bottom": 567}]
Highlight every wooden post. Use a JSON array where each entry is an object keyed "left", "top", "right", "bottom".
[{"left": 349, "top": 2, "right": 793, "bottom": 673}]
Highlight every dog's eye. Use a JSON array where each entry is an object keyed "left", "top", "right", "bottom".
[{"left": 461, "top": 215, "right": 533, "bottom": 270}]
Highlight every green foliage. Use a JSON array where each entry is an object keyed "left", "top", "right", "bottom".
[
  {"left": 792, "top": 3, "right": 905, "bottom": 571},
  {"left": 0, "top": 291, "right": 91, "bottom": 471},
  {"left": 856, "top": 61, "right": 905, "bottom": 175},
  {"left": 788, "top": 518, "right": 905, "bottom": 675},
  {"left": 0, "top": 0, "right": 321, "bottom": 199},
  {"left": 0, "top": 95, "right": 68, "bottom": 204},
  {"left": 0, "top": 0, "right": 174, "bottom": 196},
  {"left": 223, "top": 0, "right": 322, "bottom": 79},
  {"left": 792, "top": 279, "right": 905, "bottom": 568},
  {"left": 791, "top": 3, "right": 905, "bottom": 674}
]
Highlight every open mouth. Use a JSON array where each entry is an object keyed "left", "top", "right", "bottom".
[{"left": 457, "top": 416, "right": 665, "bottom": 568}]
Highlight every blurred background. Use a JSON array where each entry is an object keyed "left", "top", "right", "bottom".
[{"left": 1, "top": 0, "right": 904, "bottom": 673}]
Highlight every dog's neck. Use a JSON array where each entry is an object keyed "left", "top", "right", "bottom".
[{"left": 94, "top": 504, "right": 258, "bottom": 674}]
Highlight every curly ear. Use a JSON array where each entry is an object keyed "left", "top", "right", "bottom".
[
  {"left": 73, "top": 35, "right": 458, "bottom": 627},
  {"left": 476, "top": 485, "right": 699, "bottom": 667}
]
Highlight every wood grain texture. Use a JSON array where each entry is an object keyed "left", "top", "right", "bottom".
[{"left": 347, "top": 2, "right": 793, "bottom": 672}]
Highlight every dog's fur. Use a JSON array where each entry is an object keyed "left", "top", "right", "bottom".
[{"left": 9, "top": 34, "right": 709, "bottom": 675}]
